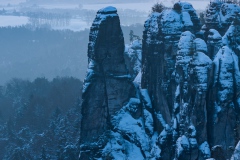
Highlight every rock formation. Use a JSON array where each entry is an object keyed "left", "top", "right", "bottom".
[
  {"left": 205, "top": 1, "right": 240, "bottom": 35},
  {"left": 207, "top": 29, "right": 222, "bottom": 59},
  {"left": 80, "top": 2, "right": 240, "bottom": 160},
  {"left": 80, "top": 6, "right": 136, "bottom": 159},
  {"left": 173, "top": 31, "right": 212, "bottom": 160},
  {"left": 142, "top": 1, "right": 201, "bottom": 134},
  {"left": 231, "top": 141, "right": 240, "bottom": 160},
  {"left": 207, "top": 22, "right": 240, "bottom": 160}
]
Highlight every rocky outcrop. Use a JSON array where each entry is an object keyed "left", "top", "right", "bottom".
[
  {"left": 80, "top": 6, "right": 136, "bottom": 159},
  {"left": 80, "top": 2, "right": 240, "bottom": 160},
  {"left": 231, "top": 141, "right": 240, "bottom": 160},
  {"left": 207, "top": 29, "right": 222, "bottom": 59},
  {"left": 173, "top": 31, "right": 212, "bottom": 160},
  {"left": 205, "top": 1, "right": 240, "bottom": 35},
  {"left": 207, "top": 22, "right": 240, "bottom": 160},
  {"left": 141, "top": 2, "right": 201, "bottom": 134}
]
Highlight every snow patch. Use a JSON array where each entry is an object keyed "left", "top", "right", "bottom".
[
  {"left": 98, "top": 6, "right": 117, "bottom": 14},
  {"left": 199, "top": 141, "right": 211, "bottom": 159},
  {"left": 141, "top": 89, "right": 152, "bottom": 109}
]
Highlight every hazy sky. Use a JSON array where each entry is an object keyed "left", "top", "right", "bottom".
[
  {"left": 0, "top": 0, "right": 209, "bottom": 10},
  {"left": 0, "top": 0, "right": 25, "bottom": 5}
]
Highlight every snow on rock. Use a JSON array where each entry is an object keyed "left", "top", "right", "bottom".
[
  {"left": 194, "top": 38, "right": 208, "bottom": 54},
  {"left": 80, "top": 1, "right": 240, "bottom": 160},
  {"left": 140, "top": 2, "right": 214, "bottom": 159},
  {"left": 208, "top": 21, "right": 240, "bottom": 159},
  {"left": 101, "top": 131, "right": 145, "bottom": 160},
  {"left": 111, "top": 99, "right": 152, "bottom": 159},
  {"left": 175, "top": 31, "right": 195, "bottom": 132},
  {"left": 222, "top": 23, "right": 240, "bottom": 58},
  {"left": 97, "top": 6, "right": 117, "bottom": 14},
  {"left": 156, "top": 113, "right": 167, "bottom": 128},
  {"left": 150, "top": 144, "right": 161, "bottom": 159},
  {"left": 199, "top": 141, "right": 211, "bottom": 159},
  {"left": 102, "top": 95, "right": 159, "bottom": 160},
  {"left": 133, "top": 71, "right": 142, "bottom": 88},
  {"left": 191, "top": 38, "right": 212, "bottom": 91},
  {"left": 80, "top": 6, "right": 136, "bottom": 160},
  {"left": 207, "top": 29, "right": 222, "bottom": 59},
  {"left": 140, "top": 89, "right": 152, "bottom": 109},
  {"left": 176, "top": 135, "right": 190, "bottom": 159},
  {"left": 82, "top": 59, "right": 96, "bottom": 93},
  {"left": 144, "top": 109, "right": 154, "bottom": 135},
  {"left": 231, "top": 141, "right": 240, "bottom": 160},
  {"left": 175, "top": 127, "right": 198, "bottom": 160},
  {"left": 124, "top": 39, "right": 142, "bottom": 80},
  {"left": 173, "top": 31, "right": 212, "bottom": 159},
  {"left": 174, "top": 2, "right": 201, "bottom": 33},
  {"left": 142, "top": 2, "right": 201, "bottom": 135},
  {"left": 205, "top": 1, "right": 240, "bottom": 35},
  {"left": 182, "top": 11, "right": 194, "bottom": 30},
  {"left": 208, "top": 29, "right": 222, "bottom": 40}
]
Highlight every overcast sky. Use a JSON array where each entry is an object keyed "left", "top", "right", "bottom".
[{"left": 0, "top": 0, "right": 209, "bottom": 10}]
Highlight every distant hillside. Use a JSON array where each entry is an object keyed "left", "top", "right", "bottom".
[{"left": 0, "top": 24, "right": 143, "bottom": 84}]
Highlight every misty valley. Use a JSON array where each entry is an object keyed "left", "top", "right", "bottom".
[{"left": 1, "top": 0, "right": 240, "bottom": 160}]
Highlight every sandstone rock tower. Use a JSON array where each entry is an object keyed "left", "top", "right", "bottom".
[{"left": 80, "top": 6, "right": 136, "bottom": 159}]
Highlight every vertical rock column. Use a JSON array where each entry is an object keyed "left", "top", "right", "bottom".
[
  {"left": 174, "top": 32, "right": 212, "bottom": 160},
  {"left": 208, "top": 22, "right": 240, "bottom": 160},
  {"left": 80, "top": 6, "right": 135, "bottom": 159},
  {"left": 189, "top": 38, "right": 212, "bottom": 160},
  {"left": 141, "top": 2, "right": 201, "bottom": 134},
  {"left": 174, "top": 31, "right": 195, "bottom": 135},
  {"left": 141, "top": 12, "right": 171, "bottom": 132}
]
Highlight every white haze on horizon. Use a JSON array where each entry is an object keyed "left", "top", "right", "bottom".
[{"left": 0, "top": 0, "right": 209, "bottom": 11}]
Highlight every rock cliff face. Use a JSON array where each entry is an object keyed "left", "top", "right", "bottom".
[
  {"left": 207, "top": 29, "right": 222, "bottom": 59},
  {"left": 80, "top": 6, "right": 136, "bottom": 159},
  {"left": 142, "top": 1, "right": 201, "bottom": 134},
  {"left": 174, "top": 31, "right": 212, "bottom": 160},
  {"left": 207, "top": 22, "right": 240, "bottom": 160},
  {"left": 205, "top": 1, "right": 240, "bottom": 35},
  {"left": 80, "top": 2, "right": 240, "bottom": 160}
]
